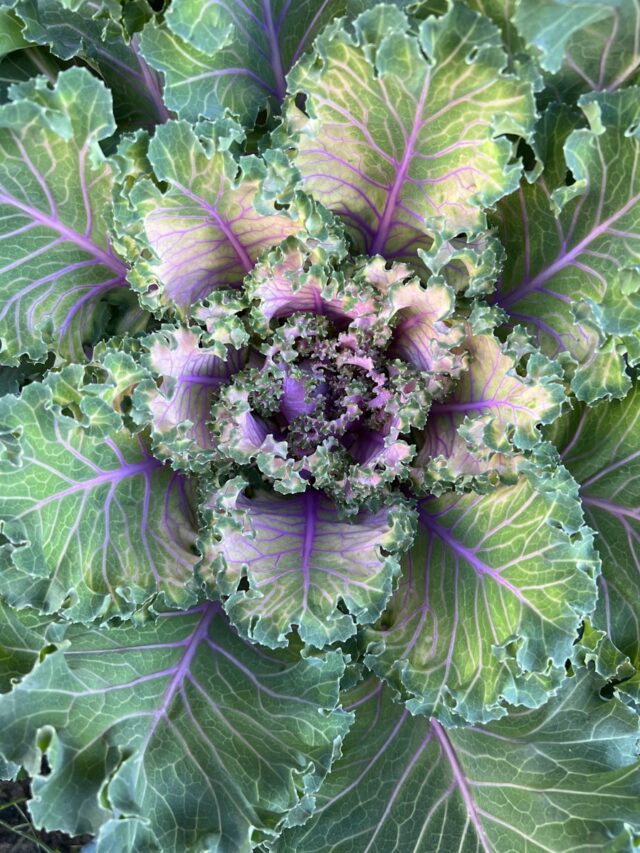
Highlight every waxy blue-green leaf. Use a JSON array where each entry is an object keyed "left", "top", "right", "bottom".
[
  {"left": 0, "top": 66, "right": 140, "bottom": 364},
  {"left": 365, "top": 468, "right": 599, "bottom": 723},
  {"left": 206, "top": 486, "right": 416, "bottom": 649},
  {"left": 10, "top": 0, "right": 170, "bottom": 132},
  {"left": 281, "top": 2, "right": 536, "bottom": 260},
  {"left": 515, "top": 0, "right": 640, "bottom": 99},
  {"left": 0, "top": 602, "right": 351, "bottom": 851},
  {"left": 550, "top": 384, "right": 640, "bottom": 702},
  {"left": 493, "top": 93, "right": 640, "bottom": 403},
  {"left": 277, "top": 670, "right": 640, "bottom": 852},
  {"left": 0, "top": 380, "right": 200, "bottom": 622},
  {"left": 139, "top": 0, "right": 347, "bottom": 125}
]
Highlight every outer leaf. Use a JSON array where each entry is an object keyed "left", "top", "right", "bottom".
[
  {"left": 282, "top": 2, "right": 536, "bottom": 260},
  {"left": 140, "top": 0, "right": 347, "bottom": 124},
  {"left": 493, "top": 93, "right": 640, "bottom": 403},
  {"left": 0, "top": 381, "right": 199, "bottom": 622},
  {"left": 0, "top": 602, "right": 352, "bottom": 850},
  {"left": 277, "top": 670, "right": 640, "bottom": 852},
  {"left": 413, "top": 331, "right": 566, "bottom": 490},
  {"left": 0, "top": 67, "right": 137, "bottom": 363},
  {"left": 113, "top": 119, "right": 308, "bottom": 317},
  {"left": 365, "top": 468, "right": 599, "bottom": 723},
  {"left": 515, "top": 0, "right": 640, "bottom": 98},
  {"left": 207, "top": 487, "right": 416, "bottom": 649},
  {"left": 133, "top": 324, "right": 248, "bottom": 471},
  {"left": 12, "top": 0, "right": 170, "bottom": 131},
  {"left": 551, "top": 384, "right": 640, "bottom": 702}
]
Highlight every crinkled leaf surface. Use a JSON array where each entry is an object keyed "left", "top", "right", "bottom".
[
  {"left": 133, "top": 324, "right": 247, "bottom": 471},
  {"left": 277, "top": 670, "right": 640, "bottom": 852},
  {"left": 494, "top": 93, "right": 640, "bottom": 403},
  {"left": 114, "top": 119, "right": 303, "bottom": 316},
  {"left": 139, "top": 0, "right": 347, "bottom": 124},
  {"left": 0, "top": 602, "right": 351, "bottom": 850},
  {"left": 0, "top": 67, "right": 134, "bottom": 364},
  {"left": 515, "top": 0, "right": 640, "bottom": 98},
  {"left": 414, "top": 331, "right": 565, "bottom": 489},
  {"left": 0, "top": 381, "right": 199, "bottom": 622},
  {"left": 365, "top": 470, "right": 598, "bottom": 723},
  {"left": 283, "top": 3, "right": 535, "bottom": 258},
  {"left": 10, "top": 0, "right": 170, "bottom": 132},
  {"left": 209, "top": 488, "right": 416, "bottom": 649},
  {"left": 551, "top": 384, "right": 640, "bottom": 700}
]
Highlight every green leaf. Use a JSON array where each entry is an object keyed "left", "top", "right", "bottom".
[
  {"left": 205, "top": 486, "right": 416, "bottom": 649},
  {"left": 0, "top": 380, "right": 200, "bottom": 622},
  {"left": 11, "top": 0, "right": 170, "bottom": 131},
  {"left": 281, "top": 2, "right": 536, "bottom": 259},
  {"left": 139, "top": 0, "right": 347, "bottom": 124},
  {"left": 112, "top": 119, "right": 313, "bottom": 318},
  {"left": 493, "top": 94, "right": 640, "bottom": 403},
  {"left": 0, "top": 602, "right": 351, "bottom": 850},
  {"left": 515, "top": 0, "right": 640, "bottom": 98},
  {"left": 550, "top": 384, "right": 640, "bottom": 703},
  {"left": 0, "top": 66, "right": 138, "bottom": 364},
  {"left": 365, "top": 468, "right": 599, "bottom": 723},
  {"left": 277, "top": 669, "right": 640, "bottom": 852}
]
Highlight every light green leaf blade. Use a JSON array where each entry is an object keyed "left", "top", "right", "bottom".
[
  {"left": 113, "top": 119, "right": 309, "bottom": 318},
  {"left": 365, "top": 469, "right": 599, "bottom": 723},
  {"left": 0, "top": 380, "right": 200, "bottom": 622},
  {"left": 550, "top": 384, "right": 640, "bottom": 702},
  {"left": 282, "top": 2, "right": 536, "bottom": 259},
  {"left": 139, "top": 0, "right": 347, "bottom": 124},
  {"left": 493, "top": 93, "right": 640, "bottom": 403},
  {"left": 0, "top": 66, "right": 140, "bottom": 364},
  {"left": 0, "top": 602, "right": 351, "bottom": 850},
  {"left": 277, "top": 669, "right": 640, "bottom": 852},
  {"left": 206, "top": 487, "right": 416, "bottom": 649}
]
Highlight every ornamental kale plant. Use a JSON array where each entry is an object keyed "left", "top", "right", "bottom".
[{"left": 0, "top": 0, "right": 639, "bottom": 850}]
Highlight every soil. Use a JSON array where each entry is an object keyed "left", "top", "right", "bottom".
[{"left": 0, "top": 779, "right": 92, "bottom": 852}]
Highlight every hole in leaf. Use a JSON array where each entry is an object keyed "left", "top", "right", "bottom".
[{"left": 565, "top": 169, "right": 576, "bottom": 186}]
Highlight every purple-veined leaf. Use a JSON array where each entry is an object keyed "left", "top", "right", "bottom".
[
  {"left": 364, "top": 468, "right": 598, "bottom": 723},
  {"left": 276, "top": 670, "right": 640, "bottom": 852},
  {"left": 282, "top": 3, "right": 536, "bottom": 260},
  {"left": 493, "top": 94, "right": 640, "bottom": 403},
  {"left": 0, "top": 67, "right": 135, "bottom": 364},
  {"left": 413, "top": 331, "right": 566, "bottom": 491},
  {"left": 0, "top": 601, "right": 352, "bottom": 850},
  {"left": 0, "top": 380, "right": 200, "bottom": 622},
  {"left": 550, "top": 383, "right": 640, "bottom": 703},
  {"left": 139, "top": 0, "right": 348, "bottom": 124},
  {"left": 10, "top": 0, "right": 169, "bottom": 133},
  {"left": 133, "top": 324, "right": 248, "bottom": 471},
  {"left": 515, "top": 0, "right": 640, "bottom": 100},
  {"left": 113, "top": 118, "right": 312, "bottom": 317},
  {"left": 205, "top": 485, "right": 416, "bottom": 648}
]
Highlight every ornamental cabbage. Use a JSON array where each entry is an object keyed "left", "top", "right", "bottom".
[{"left": 0, "top": 1, "right": 638, "bottom": 851}]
